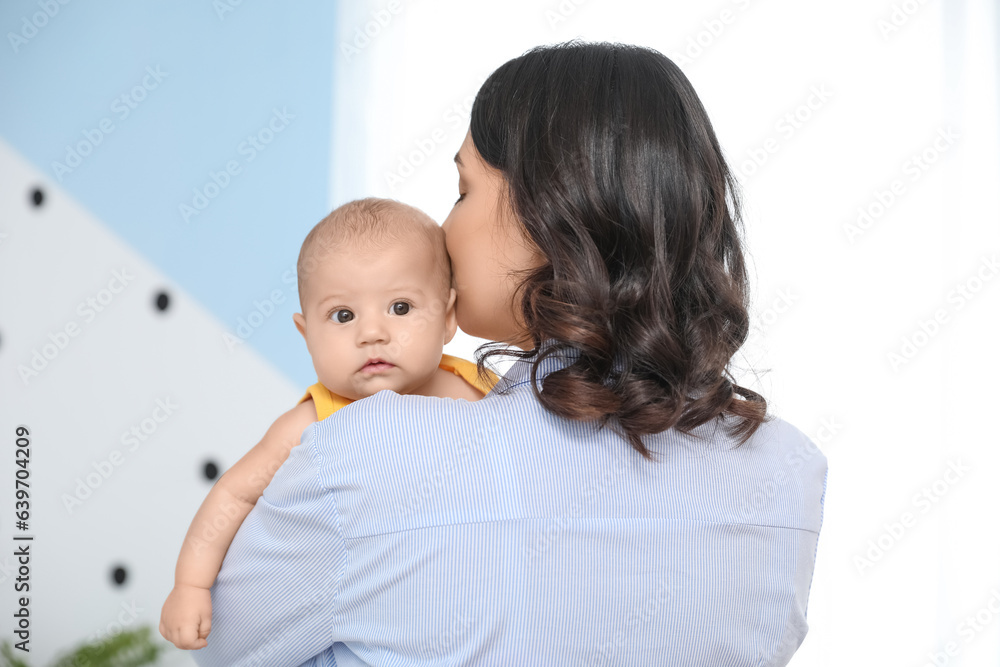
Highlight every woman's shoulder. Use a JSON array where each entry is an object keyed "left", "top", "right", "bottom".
[
  {"left": 706, "top": 410, "right": 827, "bottom": 456},
  {"left": 725, "top": 413, "right": 829, "bottom": 533},
  {"left": 302, "top": 387, "right": 507, "bottom": 538},
  {"left": 310, "top": 387, "right": 477, "bottom": 446},
  {"left": 755, "top": 414, "right": 829, "bottom": 468}
]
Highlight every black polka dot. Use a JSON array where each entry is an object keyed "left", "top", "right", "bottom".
[
  {"left": 154, "top": 291, "right": 170, "bottom": 312},
  {"left": 111, "top": 565, "right": 127, "bottom": 586},
  {"left": 203, "top": 460, "right": 219, "bottom": 481},
  {"left": 30, "top": 187, "right": 44, "bottom": 207}
]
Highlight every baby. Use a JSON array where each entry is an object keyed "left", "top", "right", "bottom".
[{"left": 159, "top": 196, "right": 499, "bottom": 650}]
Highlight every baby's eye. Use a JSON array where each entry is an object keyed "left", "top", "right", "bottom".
[
  {"left": 332, "top": 309, "right": 353, "bottom": 323},
  {"left": 392, "top": 302, "right": 411, "bottom": 316}
]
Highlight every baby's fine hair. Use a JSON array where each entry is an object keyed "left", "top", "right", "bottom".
[{"left": 296, "top": 197, "right": 451, "bottom": 307}]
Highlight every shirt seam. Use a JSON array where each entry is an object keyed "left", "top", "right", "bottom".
[
  {"left": 755, "top": 517, "right": 821, "bottom": 667},
  {"left": 340, "top": 517, "right": 821, "bottom": 542},
  {"left": 757, "top": 437, "right": 826, "bottom": 667},
  {"left": 305, "top": 422, "right": 344, "bottom": 655}
]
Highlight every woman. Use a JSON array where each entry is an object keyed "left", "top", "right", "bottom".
[{"left": 194, "top": 41, "right": 827, "bottom": 666}]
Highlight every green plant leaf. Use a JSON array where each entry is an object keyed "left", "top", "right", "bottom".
[
  {"left": 0, "top": 639, "right": 32, "bottom": 667},
  {"left": 48, "top": 626, "right": 164, "bottom": 667}
]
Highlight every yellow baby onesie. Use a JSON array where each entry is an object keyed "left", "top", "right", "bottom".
[{"left": 298, "top": 353, "right": 499, "bottom": 421}]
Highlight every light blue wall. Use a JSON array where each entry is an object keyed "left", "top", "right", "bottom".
[{"left": 0, "top": 1, "right": 338, "bottom": 388}]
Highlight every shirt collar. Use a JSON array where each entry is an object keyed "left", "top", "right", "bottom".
[
  {"left": 490, "top": 338, "right": 583, "bottom": 394},
  {"left": 487, "top": 339, "right": 713, "bottom": 401}
]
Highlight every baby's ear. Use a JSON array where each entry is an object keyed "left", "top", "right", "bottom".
[
  {"left": 443, "top": 287, "right": 458, "bottom": 344},
  {"left": 293, "top": 312, "right": 307, "bottom": 339}
]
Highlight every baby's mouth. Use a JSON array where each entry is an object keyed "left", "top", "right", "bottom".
[{"left": 361, "top": 358, "right": 395, "bottom": 373}]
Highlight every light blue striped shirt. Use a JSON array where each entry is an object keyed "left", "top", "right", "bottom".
[{"left": 193, "top": 339, "right": 828, "bottom": 666}]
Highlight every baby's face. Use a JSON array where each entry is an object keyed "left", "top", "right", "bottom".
[{"left": 293, "top": 240, "right": 457, "bottom": 401}]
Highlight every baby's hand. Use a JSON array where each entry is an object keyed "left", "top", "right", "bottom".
[{"left": 159, "top": 584, "right": 213, "bottom": 650}]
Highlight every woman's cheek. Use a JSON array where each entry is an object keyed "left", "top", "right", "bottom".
[{"left": 456, "top": 289, "right": 484, "bottom": 338}]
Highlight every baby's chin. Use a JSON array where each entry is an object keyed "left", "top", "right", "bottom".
[
  {"left": 347, "top": 369, "right": 443, "bottom": 399},
  {"left": 334, "top": 376, "right": 410, "bottom": 400}
]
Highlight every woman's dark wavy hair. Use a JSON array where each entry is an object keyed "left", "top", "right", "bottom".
[{"left": 470, "top": 40, "right": 771, "bottom": 461}]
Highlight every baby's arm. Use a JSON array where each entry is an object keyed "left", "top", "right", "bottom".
[{"left": 159, "top": 399, "right": 316, "bottom": 650}]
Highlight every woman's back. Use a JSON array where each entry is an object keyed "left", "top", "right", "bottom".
[{"left": 297, "top": 345, "right": 827, "bottom": 666}]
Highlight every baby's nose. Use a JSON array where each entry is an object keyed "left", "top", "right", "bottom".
[{"left": 357, "top": 317, "right": 390, "bottom": 342}]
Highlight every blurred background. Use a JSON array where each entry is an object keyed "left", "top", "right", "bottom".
[{"left": 1, "top": 0, "right": 997, "bottom": 664}]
